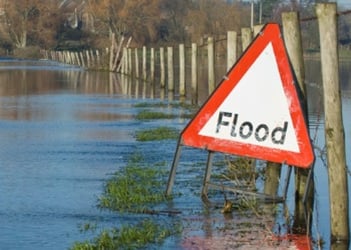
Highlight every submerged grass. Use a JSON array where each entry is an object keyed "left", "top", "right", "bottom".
[
  {"left": 135, "top": 126, "right": 179, "bottom": 141},
  {"left": 98, "top": 153, "right": 169, "bottom": 213},
  {"left": 71, "top": 219, "right": 179, "bottom": 250},
  {"left": 134, "top": 101, "right": 198, "bottom": 111},
  {"left": 98, "top": 165, "right": 168, "bottom": 213},
  {"left": 71, "top": 152, "right": 181, "bottom": 249},
  {"left": 135, "top": 101, "right": 198, "bottom": 121},
  {"left": 136, "top": 110, "right": 176, "bottom": 120}
]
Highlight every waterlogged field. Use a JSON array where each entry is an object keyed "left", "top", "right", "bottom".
[{"left": 0, "top": 58, "right": 350, "bottom": 249}]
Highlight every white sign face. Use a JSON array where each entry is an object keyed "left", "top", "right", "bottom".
[{"left": 199, "top": 42, "right": 300, "bottom": 152}]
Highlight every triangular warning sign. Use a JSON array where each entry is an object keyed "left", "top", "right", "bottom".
[{"left": 181, "top": 23, "right": 314, "bottom": 168}]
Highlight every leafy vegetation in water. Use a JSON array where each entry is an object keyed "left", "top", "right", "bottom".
[
  {"left": 71, "top": 219, "right": 179, "bottom": 250},
  {"left": 135, "top": 126, "right": 179, "bottom": 141},
  {"left": 135, "top": 110, "right": 176, "bottom": 120},
  {"left": 98, "top": 153, "right": 169, "bottom": 213},
  {"left": 134, "top": 101, "right": 198, "bottom": 120},
  {"left": 71, "top": 152, "right": 182, "bottom": 249},
  {"left": 134, "top": 101, "right": 198, "bottom": 111}
]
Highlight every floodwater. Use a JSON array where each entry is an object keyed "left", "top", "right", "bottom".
[{"left": 0, "top": 57, "right": 350, "bottom": 249}]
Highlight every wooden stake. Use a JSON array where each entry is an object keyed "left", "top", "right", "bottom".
[
  {"left": 191, "top": 43, "right": 198, "bottom": 105},
  {"left": 167, "top": 47, "right": 174, "bottom": 92},
  {"left": 227, "top": 31, "right": 237, "bottom": 71},
  {"left": 208, "top": 37, "right": 215, "bottom": 95},
  {"left": 316, "top": 3, "right": 349, "bottom": 241},
  {"left": 179, "top": 43, "right": 186, "bottom": 97}
]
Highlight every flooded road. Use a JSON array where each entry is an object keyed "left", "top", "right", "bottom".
[
  {"left": 0, "top": 58, "right": 350, "bottom": 249},
  {"left": 0, "top": 59, "right": 144, "bottom": 249}
]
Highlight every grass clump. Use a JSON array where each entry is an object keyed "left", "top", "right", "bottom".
[
  {"left": 136, "top": 110, "right": 176, "bottom": 120},
  {"left": 98, "top": 157, "right": 168, "bottom": 213},
  {"left": 134, "top": 101, "right": 198, "bottom": 110},
  {"left": 71, "top": 219, "right": 177, "bottom": 250},
  {"left": 72, "top": 152, "right": 181, "bottom": 250},
  {"left": 135, "top": 127, "right": 179, "bottom": 141}
]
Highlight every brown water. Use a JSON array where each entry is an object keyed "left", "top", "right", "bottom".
[{"left": 0, "top": 57, "right": 350, "bottom": 249}]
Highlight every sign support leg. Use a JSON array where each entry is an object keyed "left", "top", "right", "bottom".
[
  {"left": 201, "top": 151, "right": 214, "bottom": 203},
  {"left": 282, "top": 165, "right": 293, "bottom": 200},
  {"left": 303, "top": 160, "right": 315, "bottom": 205},
  {"left": 302, "top": 164, "right": 314, "bottom": 236},
  {"left": 165, "top": 141, "right": 182, "bottom": 196}
]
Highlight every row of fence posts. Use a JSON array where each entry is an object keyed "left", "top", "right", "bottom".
[
  {"left": 41, "top": 49, "right": 108, "bottom": 70},
  {"left": 41, "top": 33, "right": 132, "bottom": 71},
  {"left": 117, "top": 24, "right": 267, "bottom": 105},
  {"left": 123, "top": 4, "right": 348, "bottom": 243},
  {"left": 41, "top": 3, "right": 348, "bottom": 244}
]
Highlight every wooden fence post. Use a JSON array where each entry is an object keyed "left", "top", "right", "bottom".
[
  {"left": 75, "top": 52, "right": 81, "bottom": 67},
  {"left": 142, "top": 46, "right": 147, "bottom": 81},
  {"left": 150, "top": 47, "right": 155, "bottom": 98},
  {"left": 160, "top": 47, "right": 165, "bottom": 89},
  {"left": 253, "top": 24, "right": 264, "bottom": 37},
  {"left": 241, "top": 27, "right": 252, "bottom": 52},
  {"left": 134, "top": 48, "right": 140, "bottom": 96},
  {"left": 128, "top": 48, "right": 132, "bottom": 76},
  {"left": 179, "top": 43, "right": 186, "bottom": 98},
  {"left": 282, "top": 11, "right": 314, "bottom": 233},
  {"left": 191, "top": 43, "right": 198, "bottom": 105},
  {"left": 109, "top": 33, "right": 115, "bottom": 71},
  {"left": 120, "top": 48, "right": 126, "bottom": 74},
  {"left": 134, "top": 48, "right": 139, "bottom": 78},
  {"left": 167, "top": 46, "right": 174, "bottom": 93},
  {"left": 96, "top": 50, "right": 100, "bottom": 69},
  {"left": 90, "top": 50, "right": 95, "bottom": 68},
  {"left": 86, "top": 50, "right": 91, "bottom": 68},
  {"left": 316, "top": 3, "right": 349, "bottom": 242},
  {"left": 79, "top": 52, "right": 85, "bottom": 68},
  {"left": 208, "top": 37, "right": 215, "bottom": 95},
  {"left": 227, "top": 31, "right": 237, "bottom": 71}
]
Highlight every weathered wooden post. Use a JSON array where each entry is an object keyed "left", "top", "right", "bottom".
[
  {"left": 134, "top": 48, "right": 140, "bottom": 97},
  {"left": 79, "top": 52, "right": 85, "bottom": 68},
  {"left": 86, "top": 50, "right": 91, "bottom": 68},
  {"left": 167, "top": 46, "right": 174, "bottom": 93},
  {"left": 134, "top": 48, "right": 140, "bottom": 79},
  {"left": 121, "top": 48, "right": 126, "bottom": 74},
  {"left": 62, "top": 51, "right": 67, "bottom": 63},
  {"left": 179, "top": 43, "right": 186, "bottom": 98},
  {"left": 227, "top": 31, "right": 237, "bottom": 71},
  {"left": 160, "top": 47, "right": 165, "bottom": 89},
  {"left": 109, "top": 33, "right": 115, "bottom": 71},
  {"left": 128, "top": 48, "right": 132, "bottom": 76},
  {"left": 69, "top": 51, "right": 73, "bottom": 64},
  {"left": 141, "top": 46, "right": 147, "bottom": 98},
  {"left": 191, "top": 43, "right": 198, "bottom": 105},
  {"left": 75, "top": 52, "right": 81, "bottom": 67},
  {"left": 253, "top": 24, "right": 264, "bottom": 36},
  {"left": 282, "top": 11, "right": 314, "bottom": 233},
  {"left": 241, "top": 27, "right": 252, "bottom": 52},
  {"left": 316, "top": 3, "right": 349, "bottom": 242},
  {"left": 208, "top": 37, "right": 215, "bottom": 95},
  {"left": 125, "top": 48, "right": 129, "bottom": 74},
  {"left": 70, "top": 52, "right": 75, "bottom": 65},
  {"left": 96, "top": 50, "right": 100, "bottom": 69},
  {"left": 90, "top": 50, "right": 95, "bottom": 68},
  {"left": 142, "top": 46, "right": 147, "bottom": 81},
  {"left": 150, "top": 47, "right": 155, "bottom": 98}
]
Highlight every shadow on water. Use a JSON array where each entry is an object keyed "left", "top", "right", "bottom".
[{"left": 0, "top": 58, "right": 350, "bottom": 249}]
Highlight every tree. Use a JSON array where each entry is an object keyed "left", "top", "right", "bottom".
[
  {"left": 181, "top": 0, "right": 250, "bottom": 43},
  {"left": 85, "top": 0, "right": 165, "bottom": 45},
  {"left": 2, "top": 0, "right": 63, "bottom": 49}
]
